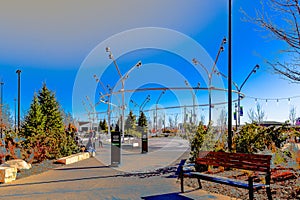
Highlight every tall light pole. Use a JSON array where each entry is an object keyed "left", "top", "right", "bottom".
[
  {"left": 236, "top": 64, "right": 259, "bottom": 126},
  {"left": 184, "top": 81, "right": 200, "bottom": 125},
  {"left": 155, "top": 90, "right": 165, "bottom": 132},
  {"left": 192, "top": 37, "right": 226, "bottom": 124},
  {"left": 16, "top": 70, "right": 21, "bottom": 132},
  {"left": 94, "top": 74, "right": 110, "bottom": 133},
  {"left": 14, "top": 98, "right": 17, "bottom": 133},
  {"left": 106, "top": 47, "right": 124, "bottom": 139},
  {"left": 140, "top": 95, "right": 151, "bottom": 112},
  {"left": 0, "top": 80, "right": 3, "bottom": 138},
  {"left": 130, "top": 99, "right": 140, "bottom": 119},
  {"left": 228, "top": 0, "right": 233, "bottom": 152},
  {"left": 106, "top": 47, "right": 142, "bottom": 141},
  {"left": 130, "top": 99, "right": 139, "bottom": 111}
]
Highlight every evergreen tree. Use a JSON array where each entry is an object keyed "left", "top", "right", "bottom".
[
  {"left": 22, "top": 84, "right": 79, "bottom": 161},
  {"left": 38, "top": 84, "right": 65, "bottom": 133},
  {"left": 99, "top": 119, "right": 108, "bottom": 133},
  {"left": 138, "top": 111, "right": 147, "bottom": 127},
  {"left": 125, "top": 110, "right": 136, "bottom": 133},
  {"left": 115, "top": 123, "right": 120, "bottom": 132},
  {"left": 21, "top": 93, "right": 47, "bottom": 162},
  {"left": 99, "top": 120, "right": 103, "bottom": 131},
  {"left": 22, "top": 93, "right": 46, "bottom": 138},
  {"left": 137, "top": 111, "right": 148, "bottom": 134}
]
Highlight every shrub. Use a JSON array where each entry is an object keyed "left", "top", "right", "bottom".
[
  {"left": 234, "top": 123, "right": 288, "bottom": 154},
  {"left": 189, "top": 122, "right": 216, "bottom": 161}
]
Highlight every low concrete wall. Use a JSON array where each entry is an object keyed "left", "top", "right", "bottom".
[
  {"left": 0, "top": 166, "right": 17, "bottom": 183},
  {"left": 56, "top": 152, "right": 91, "bottom": 165}
]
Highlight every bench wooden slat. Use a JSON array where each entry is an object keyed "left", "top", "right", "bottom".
[
  {"left": 190, "top": 172, "right": 266, "bottom": 190},
  {"left": 197, "top": 151, "right": 271, "bottom": 172}
]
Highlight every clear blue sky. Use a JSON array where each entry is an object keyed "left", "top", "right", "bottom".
[{"left": 0, "top": 0, "right": 299, "bottom": 125}]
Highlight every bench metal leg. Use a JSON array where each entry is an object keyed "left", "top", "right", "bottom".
[
  {"left": 197, "top": 178, "right": 202, "bottom": 189},
  {"left": 180, "top": 165, "right": 184, "bottom": 193},
  {"left": 248, "top": 177, "right": 254, "bottom": 200},
  {"left": 266, "top": 186, "right": 272, "bottom": 200},
  {"left": 266, "top": 173, "right": 272, "bottom": 200},
  {"left": 249, "top": 189, "right": 254, "bottom": 200}
]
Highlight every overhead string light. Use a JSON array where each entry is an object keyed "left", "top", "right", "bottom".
[{"left": 247, "top": 95, "right": 300, "bottom": 105}]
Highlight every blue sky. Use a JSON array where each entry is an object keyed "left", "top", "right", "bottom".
[{"left": 0, "top": 0, "right": 299, "bottom": 125}]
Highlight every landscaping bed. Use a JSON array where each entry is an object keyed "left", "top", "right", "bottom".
[
  {"left": 16, "top": 159, "right": 63, "bottom": 180},
  {"left": 183, "top": 167, "right": 300, "bottom": 200}
]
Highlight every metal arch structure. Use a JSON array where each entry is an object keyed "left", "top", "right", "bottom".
[
  {"left": 100, "top": 86, "right": 244, "bottom": 101},
  {"left": 99, "top": 86, "right": 245, "bottom": 126}
]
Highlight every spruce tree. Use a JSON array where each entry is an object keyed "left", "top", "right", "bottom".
[
  {"left": 22, "top": 93, "right": 46, "bottom": 138},
  {"left": 137, "top": 111, "right": 147, "bottom": 134},
  {"left": 125, "top": 110, "right": 136, "bottom": 133},
  {"left": 138, "top": 111, "right": 147, "bottom": 127},
  {"left": 99, "top": 120, "right": 103, "bottom": 131},
  {"left": 22, "top": 84, "right": 79, "bottom": 161},
  {"left": 21, "top": 93, "right": 47, "bottom": 162},
  {"left": 99, "top": 119, "right": 108, "bottom": 133},
  {"left": 38, "top": 84, "right": 65, "bottom": 134}
]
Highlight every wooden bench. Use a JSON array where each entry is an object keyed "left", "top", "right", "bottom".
[{"left": 179, "top": 151, "right": 272, "bottom": 200}]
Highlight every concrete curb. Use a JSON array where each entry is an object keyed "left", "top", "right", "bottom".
[{"left": 55, "top": 152, "right": 91, "bottom": 165}]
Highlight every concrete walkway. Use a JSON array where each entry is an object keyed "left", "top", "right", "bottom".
[
  {"left": 0, "top": 137, "right": 235, "bottom": 200},
  {"left": 95, "top": 137, "right": 190, "bottom": 173}
]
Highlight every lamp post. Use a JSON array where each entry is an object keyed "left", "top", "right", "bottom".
[
  {"left": 105, "top": 47, "right": 142, "bottom": 141},
  {"left": 129, "top": 99, "right": 140, "bottom": 118},
  {"left": 16, "top": 70, "right": 21, "bottom": 132},
  {"left": 236, "top": 64, "right": 259, "bottom": 126},
  {"left": 228, "top": 0, "right": 233, "bottom": 152},
  {"left": 184, "top": 81, "right": 200, "bottom": 125},
  {"left": 130, "top": 99, "right": 139, "bottom": 111},
  {"left": 192, "top": 37, "right": 226, "bottom": 124},
  {"left": 14, "top": 98, "right": 17, "bottom": 133},
  {"left": 106, "top": 47, "right": 124, "bottom": 139},
  {"left": 214, "top": 64, "right": 259, "bottom": 127},
  {"left": 94, "top": 75, "right": 110, "bottom": 133},
  {"left": 155, "top": 90, "right": 165, "bottom": 132},
  {"left": 139, "top": 95, "right": 151, "bottom": 112},
  {"left": 0, "top": 80, "right": 3, "bottom": 138}
]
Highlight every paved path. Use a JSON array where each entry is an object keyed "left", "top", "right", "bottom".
[
  {"left": 0, "top": 137, "right": 235, "bottom": 200},
  {"left": 95, "top": 137, "right": 190, "bottom": 173}
]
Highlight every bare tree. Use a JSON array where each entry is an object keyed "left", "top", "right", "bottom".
[
  {"left": 247, "top": 103, "right": 266, "bottom": 124},
  {"left": 245, "top": 0, "right": 300, "bottom": 81},
  {"left": 1, "top": 104, "right": 13, "bottom": 129},
  {"left": 200, "top": 114, "right": 205, "bottom": 124},
  {"left": 174, "top": 113, "right": 179, "bottom": 128},
  {"left": 289, "top": 105, "right": 297, "bottom": 125},
  {"left": 217, "top": 108, "right": 227, "bottom": 133},
  {"left": 168, "top": 116, "right": 174, "bottom": 128}
]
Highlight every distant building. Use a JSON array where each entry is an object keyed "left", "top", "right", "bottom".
[
  {"left": 259, "top": 121, "right": 285, "bottom": 127},
  {"left": 76, "top": 121, "right": 98, "bottom": 132}
]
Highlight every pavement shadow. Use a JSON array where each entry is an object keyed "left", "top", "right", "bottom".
[
  {"left": 141, "top": 192, "right": 194, "bottom": 200},
  {"left": 0, "top": 169, "right": 177, "bottom": 188},
  {"left": 54, "top": 166, "right": 110, "bottom": 171},
  {"left": 0, "top": 174, "right": 120, "bottom": 188}
]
